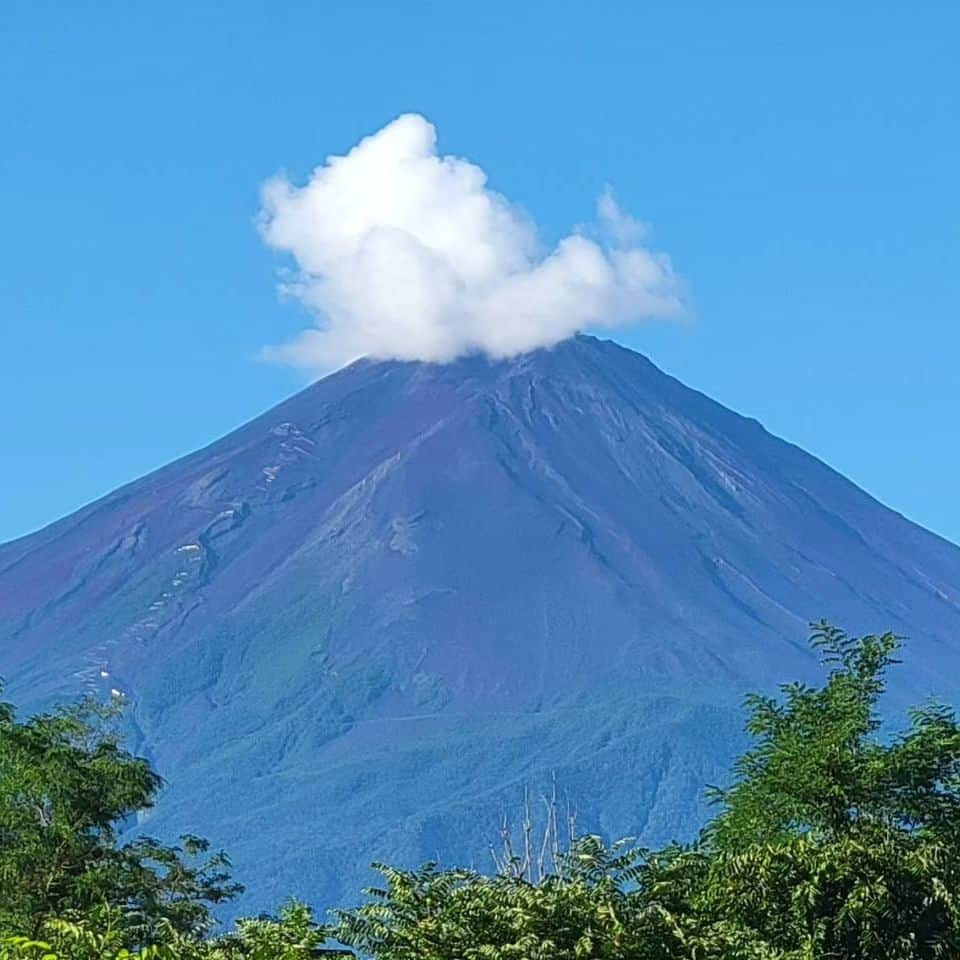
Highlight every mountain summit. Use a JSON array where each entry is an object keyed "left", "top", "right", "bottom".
[{"left": 3, "top": 335, "right": 960, "bottom": 911}]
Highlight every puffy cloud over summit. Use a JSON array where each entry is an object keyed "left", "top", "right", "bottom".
[{"left": 259, "top": 114, "right": 682, "bottom": 371}]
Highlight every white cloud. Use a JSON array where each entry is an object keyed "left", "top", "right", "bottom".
[{"left": 258, "top": 114, "right": 682, "bottom": 371}]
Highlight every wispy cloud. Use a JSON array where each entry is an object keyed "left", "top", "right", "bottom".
[{"left": 259, "top": 114, "right": 682, "bottom": 371}]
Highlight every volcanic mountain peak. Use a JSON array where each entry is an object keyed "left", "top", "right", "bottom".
[{"left": 2, "top": 334, "right": 959, "bottom": 912}]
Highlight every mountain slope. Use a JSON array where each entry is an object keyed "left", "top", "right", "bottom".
[{"left": 3, "top": 335, "right": 960, "bottom": 912}]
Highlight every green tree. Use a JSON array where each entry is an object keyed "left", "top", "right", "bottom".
[
  {"left": 335, "top": 837, "right": 653, "bottom": 960},
  {"left": 629, "top": 622, "right": 960, "bottom": 958},
  {"left": 7, "top": 622, "right": 960, "bottom": 959},
  {"left": 0, "top": 693, "right": 240, "bottom": 948},
  {"left": 336, "top": 624, "right": 960, "bottom": 959},
  {"left": 201, "top": 901, "right": 332, "bottom": 960},
  {"left": 0, "top": 902, "right": 329, "bottom": 960}
]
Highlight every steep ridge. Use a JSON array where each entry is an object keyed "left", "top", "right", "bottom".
[{"left": 2, "top": 335, "right": 960, "bottom": 912}]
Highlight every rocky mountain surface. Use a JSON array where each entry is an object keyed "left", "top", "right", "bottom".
[{"left": 3, "top": 334, "right": 960, "bottom": 912}]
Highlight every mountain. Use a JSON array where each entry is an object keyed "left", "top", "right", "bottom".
[{"left": 3, "top": 334, "right": 960, "bottom": 914}]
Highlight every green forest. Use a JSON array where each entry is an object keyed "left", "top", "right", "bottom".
[{"left": 3, "top": 622, "right": 960, "bottom": 960}]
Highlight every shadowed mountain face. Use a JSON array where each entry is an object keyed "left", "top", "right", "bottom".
[{"left": 3, "top": 335, "right": 960, "bottom": 913}]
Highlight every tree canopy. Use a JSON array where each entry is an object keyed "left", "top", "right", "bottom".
[
  {"left": 4, "top": 622, "right": 960, "bottom": 958},
  {"left": 335, "top": 624, "right": 960, "bottom": 959},
  {"left": 0, "top": 694, "right": 240, "bottom": 947}
]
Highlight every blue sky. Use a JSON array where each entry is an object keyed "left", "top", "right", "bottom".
[{"left": 1, "top": 1, "right": 958, "bottom": 545}]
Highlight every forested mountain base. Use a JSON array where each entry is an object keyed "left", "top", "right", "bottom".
[{"left": 3, "top": 623, "right": 960, "bottom": 959}]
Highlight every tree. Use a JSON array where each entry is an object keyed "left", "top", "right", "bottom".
[
  {"left": 335, "top": 837, "right": 652, "bottom": 960},
  {"left": 0, "top": 692, "right": 241, "bottom": 948},
  {"left": 633, "top": 622, "right": 960, "bottom": 958},
  {"left": 0, "top": 902, "right": 330, "bottom": 960},
  {"left": 7, "top": 622, "right": 960, "bottom": 959},
  {"left": 335, "top": 623, "right": 960, "bottom": 959},
  {"left": 201, "top": 901, "right": 333, "bottom": 960}
]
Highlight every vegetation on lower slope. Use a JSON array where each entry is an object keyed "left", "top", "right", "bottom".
[{"left": 2, "top": 622, "right": 960, "bottom": 958}]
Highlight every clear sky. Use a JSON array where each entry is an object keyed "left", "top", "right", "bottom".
[{"left": 1, "top": 1, "right": 958, "bottom": 546}]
